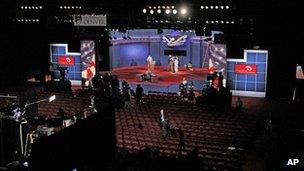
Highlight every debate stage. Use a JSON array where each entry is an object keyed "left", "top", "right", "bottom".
[{"left": 105, "top": 66, "right": 209, "bottom": 93}]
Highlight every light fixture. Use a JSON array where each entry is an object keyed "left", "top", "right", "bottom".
[
  {"left": 226, "top": 6, "right": 229, "bottom": 9},
  {"left": 205, "top": 6, "right": 209, "bottom": 9},
  {"left": 180, "top": 8, "right": 187, "bottom": 15},
  {"left": 150, "top": 9, "right": 154, "bottom": 14},
  {"left": 172, "top": 9, "right": 177, "bottom": 14},
  {"left": 157, "top": 9, "right": 161, "bottom": 13},
  {"left": 215, "top": 6, "right": 218, "bottom": 9},
  {"left": 165, "top": 9, "right": 171, "bottom": 14},
  {"left": 201, "top": 6, "right": 204, "bottom": 9},
  {"left": 49, "top": 95, "right": 56, "bottom": 102},
  {"left": 143, "top": 9, "right": 147, "bottom": 13}
]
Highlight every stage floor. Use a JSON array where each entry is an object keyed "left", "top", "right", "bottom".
[{"left": 106, "top": 66, "right": 209, "bottom": 93}]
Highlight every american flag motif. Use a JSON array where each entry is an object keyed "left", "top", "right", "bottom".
[{"left": 81, "top": 41, "right": 96, "bottom": 85}]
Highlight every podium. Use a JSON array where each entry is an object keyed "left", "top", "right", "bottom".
[{"left": 151, "top": 75, "right": 158, "bottom": 83}]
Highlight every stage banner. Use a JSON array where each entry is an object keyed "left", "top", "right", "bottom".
[
  {"left": 207, "top": 44, "right": 227, "bottom": 76},
  {"left": 235, "top": 64, "right": 257, "bottom": 74},
  {"left": 74, "top": 15, "right": 107, "bottom": 26},
  {"left": 58, "top": 56, "right": 75, "bottom": 65},
  {"left": 81, "top": 40, "right": 96, "bottom": 86}
]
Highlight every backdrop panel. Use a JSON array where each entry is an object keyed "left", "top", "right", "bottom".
[
  {"left": 50, "top": 44, "right": 81, "bottom": 82},
  {"left": 227, "top": 49, "right": 268, "bottom": 97}
]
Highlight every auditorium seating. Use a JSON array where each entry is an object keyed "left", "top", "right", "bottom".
[
  {"left": 115, "top": 93, "right": 258, "bottom": 170},
  {"left": 37, "top": 90, "right": 92, "bottom": 118}
]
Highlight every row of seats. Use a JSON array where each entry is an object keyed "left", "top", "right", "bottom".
[{"left": 115, "top": 94, "right": 258, "bottom": 170}]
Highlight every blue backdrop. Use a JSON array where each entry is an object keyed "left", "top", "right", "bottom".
[
  {"left": 50, "top": 44, "right": 82, "bottom": 81},
  {"left": 227, "top": 50, "right": 268, "bottom": 97},
  {"left": 109, "top": 29, "right": 207, "bottom": 69}
]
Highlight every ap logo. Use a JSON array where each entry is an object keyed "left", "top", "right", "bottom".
[{"left": 287, "top": 159, "right": 299, "bottom": 166}]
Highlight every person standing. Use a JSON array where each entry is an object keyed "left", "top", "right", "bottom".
[
  {"left": 135, "top": 84, "right": 144, "bottom": 104},
  {"left": 49, "top": 64, "right": 54, "bottom": 81},
  {"left": 146, "top": 55, "right": 154, "bottom": 72},
  {"left": 177, "top": 129, "right": 185, "bottom": 154},
  {"left": 235, "top": 97, "right": 243, "bottom": 112},
  {"left": 123, "top": 89, "right": 131, "bottom": 112},
  {"left": 168, "top": 55, "right": 174, "bottom": 72},
  {"left": 174, "top": 56, "right": 179, "bottom": 73}
]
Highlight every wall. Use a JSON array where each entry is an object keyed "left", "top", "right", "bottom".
[
  {"left": 50, "top": 44, "right": 82, "bottom": 82},
  {"left": 109, "top": 29, "right": 209, "bottom": 69},
  {"left": 227, "top": 50, "right": 268, "bottom": 97}
]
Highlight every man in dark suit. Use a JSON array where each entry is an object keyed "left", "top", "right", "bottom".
[{"left": 135, "top": 84, "right": 144, "bottom": 104}]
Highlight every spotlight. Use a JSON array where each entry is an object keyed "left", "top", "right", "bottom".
[
  {"left": 171, "top": 6, "right": 174, "bottom": 9},
  {"left": 172, "top": 9, "right": 177, "bottom": 14},
  {"left": 157, "top": 9, "right": 161, "bottom": 13},
  {"left": 48, "top": 95, "right": 56, "bottom": 102},
  {"left": 206, "top": 21, "right": 209, "bottom": 24},
  {"left": 226, "top": 6, "right": 229, "bottom": 9},
  {"left": 210, "top": 6, "right": 214, "bottom": 9},
  {"left": 211, "top": 21, "right": 214, "bottom": 24},
  {"left": 162, "top": 6, "right": 165, "bottom": 9},
  {"left": 39, "top": 6, "right": 42, "bottom": 9},
  {"left": 150, "top": 10, "right": 154, "bottom": 14},
  {"left": 205, "top": 6, "right": 209, "bottom": 9},
  {"left": 220, "top": 6, "right": 224, "bottom": 9},
  {"left": 231, "top": 21, "right": 234, "bottom": 24},
  {"left": 226, "top": 21, "right": 229, "bottom": 24},
  {"left": 201, "top": 6, "right": 204, "bottom": 9},
  {"left": 180, "top": 8, "right": 187, "bottom": 15},
  {"left": 215, "top": 6, "right": 218, "bottom": 9},
  {"left": 143, "top": 9, "right": 147, "bottom": 13},
  {"left": 24, "top": 6, "right": 27, "bottom": 9},
  {"left": 165, "top": 9, "right": 171, "bottom": 14},
  {"left": 148, "top": 6, "right": 151, "bottom": 9},
  {"left": 153, "top": 6, "right": 156, "bottom": 9},
  {"left": 221, "top": 21, "right": 224, "bottom": 24},
  {"left": 166, "top": 6, "right": 170, "bottom": 9},
  {"left": 21, "top": 6, "right": 24, "bottom": 9}
]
